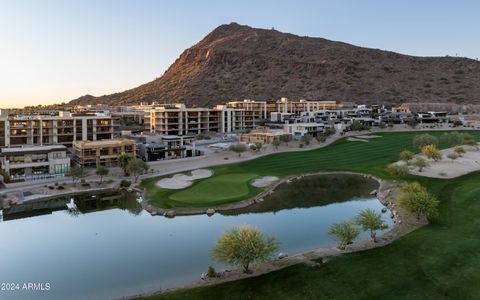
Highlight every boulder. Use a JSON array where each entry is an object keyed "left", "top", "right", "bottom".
[
  {"left": 278, "top": 252, "right": 289, "bottom": 259},
  {"left": 165, "top": 210, "right": 176, "bottom": 218},
  {"left": 206, "top": 208, "right": 215, "bottom": 215}
]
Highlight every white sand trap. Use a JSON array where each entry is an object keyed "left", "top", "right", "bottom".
[
  {"left": 347, "top": 137, "right": 369, "bottom": 142},
  {"left": 356, "top": 135, "right": 382, "bottom": 139},
  {"left": 156, "top": 169, "right": 213, "bottom": 189},
  {"left": 251, "top": 176, "right": 279, "bottom": 187}
]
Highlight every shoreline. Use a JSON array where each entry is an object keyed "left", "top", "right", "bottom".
[
  {"left": 128, "top": 172, "right": 426, "bottom": 299},
  {"left": 141, "top": 171, "right": 383, "bottom": 217}
]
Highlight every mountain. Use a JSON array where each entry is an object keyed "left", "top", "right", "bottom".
[{"left": 69, "top": 22, "right": 480, "bottom": 107}]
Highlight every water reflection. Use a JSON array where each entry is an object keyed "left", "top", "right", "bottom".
[
  {"left": 224, "top": 173, "right": 378, "bottom": 215},
  {"left": 2, "top": 190, "right": 142, "bottom": 221}
]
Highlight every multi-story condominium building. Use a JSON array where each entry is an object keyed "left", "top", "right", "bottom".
[
  {"left": 226, "top": 99, "right": 268, "bottom": 120},
  {"left": 72, "top": 138, "right": 136, "bottom": 168},
  {"left": 276, "top": 98, "right": 337, "bottom": 115},
  {"left": 0, "top": 111, "right": 114, "bottom": 148},
  {"left": 146, "top": 104, "right": 252, "bottom": 135},
  {"left": 0, "top": 145, "right": 70, "bottom": 181}
]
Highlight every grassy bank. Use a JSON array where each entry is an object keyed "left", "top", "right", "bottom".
[
  {"left": 138, "top": 131, "right": 480, "bottom": 299},
  {"left": 143, "top": 131, "right": 479, "bottom": 208}
]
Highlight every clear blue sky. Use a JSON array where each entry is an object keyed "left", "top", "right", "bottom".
[{"left": 1, "top": 0, "right": 479, "bottom": 108}]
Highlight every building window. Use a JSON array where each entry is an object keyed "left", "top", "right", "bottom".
[{"left": 54, "top": 164, "right": 69, "bottom": 174}]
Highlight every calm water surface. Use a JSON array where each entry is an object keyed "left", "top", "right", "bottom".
[{"left": 0, "top": 174, "right": 392, "bottom": 300}]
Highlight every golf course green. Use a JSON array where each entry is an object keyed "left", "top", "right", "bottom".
[
  {"left": 169, "top": 173, "right": 258, "bottom": 204},
  {"left": 138, "top": 130, "right": 480, "bottom": 299}
]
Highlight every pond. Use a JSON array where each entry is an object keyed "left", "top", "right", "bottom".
[{"left": 0, "top": 174, "right": 393, "bottom": 300}]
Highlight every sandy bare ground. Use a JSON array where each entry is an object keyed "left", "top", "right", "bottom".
[
  {"left": 356, "top": 135, "right": 382, "bottom": 139},
  {"left": 156, "top": 169, "right": 213, "bottom": 189},
  {"left": 251, "top": 176, "right": 279, "bottom": 187},
  {"left": 395, "top": 146, "right": 480, "bottom": 178},
  {"left": 347, "top": 137, "right": 369, "bottom": 142},
  {"left": 406, "top": 146, "right": 480, "bottom": 178}
]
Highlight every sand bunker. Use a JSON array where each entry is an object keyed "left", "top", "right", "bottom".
[
  {"left": 347, "top": 137, "right": 369, "bottom": 142},
  {"left": 356, "top": 135, "right": 382, "bottom": 139},
  {"left": 156, "top": 169, "right": 213, "bottom": 189},
  {"left": 251, "top": 176, "right": 279, "bottom": 187}
]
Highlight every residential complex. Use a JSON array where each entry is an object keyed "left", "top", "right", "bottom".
[
  {"left": 72, "top": 139, "right": 136, "bottom": 168},
  {"left": 122, "top": 132, "right": 200, "bottom": 161},
  {"left": 0, "top": 111, "right": 114, "bottom": 148},
  {"left": 0, "top": 97, "right": 477, "bottom": 180},
  {"left": 0, "top": 145, "right": 70, "bottom": 180}
]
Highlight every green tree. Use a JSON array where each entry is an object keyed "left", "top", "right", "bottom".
[
  {"left": 0, "top": 169, "right": 11, "bottom": 183},
  {"left": 127, "top": 158, "right": 148, "bottom": 182},
  {"left": 66, "top": 166, "right": 86, "bottom": 185},
  {"left": 349, "top": 120, "right": 367, "bottom": 131},
  {"left": 387, "top": 164, "right": 409, "bottom": 177},
  {"left": 454, "top": 146, "right": 466, "bottom": 157},
  {"left": 443, "top": 132, "right": 464, "bottom": 146},
  {"left": 355, "top": 209, "right": 384, "bottom": 242},
  {"left": 229, "top": 143, "right": 248, "bottom": 157},
  {"left": 399, "top": 150, "right": 415, "bottom": 164},
  {"left": 407, "top": 118, "right": 418, "bottom": 128},
  {"left": 212, "top": 225, "right": 279, "bottom": 273},
  {"left": 413, "top": 157, "right": 428, "bottom": 172},
  {"left": 254, "top": 142, "right": 263, "bottom": 152},
  {"left": 328, "top": 221, "right": 360, "bottom": 250},
  {"left": 398, "top": 182, "right": 439, "bottom": 219},
  {"left": 413, "top": 134, "right": 438, "bottom": 148},
  {"left": 96, "top": 165, "right": 109, "bottom": 184},
  {"left": 271, "top": 139, "right": 281, "bottom": 150},
  {"left": 315, "top": 135, "right": 327, "bottom": 143},
  {"left": 301, "top": 134, "right": 313, "bottom": 146},
  {"left": 462, "top": 133, "right": 478, "bottom": 149},
  {"left": 279, "top": 134, "right": 293, "bottom": 146},
  {"left": 118, "top": 154, "right": 132, "bottom": 176}
]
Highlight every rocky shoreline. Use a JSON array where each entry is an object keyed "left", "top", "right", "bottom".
[{"left": 130, "top": 172, "right": 427, "bottom": 299}]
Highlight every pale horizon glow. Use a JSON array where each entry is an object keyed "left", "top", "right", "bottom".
[{"left": 1, "top": 0, "right": 479, "bottom": 108}]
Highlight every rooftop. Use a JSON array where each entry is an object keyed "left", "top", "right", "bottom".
[{"left": 1, "top": 144, "right": 67, "bottom": 153}]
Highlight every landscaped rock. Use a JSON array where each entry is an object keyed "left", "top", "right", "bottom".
[{"left": 165, "top": 210, "right": 176, "bottom": 218}]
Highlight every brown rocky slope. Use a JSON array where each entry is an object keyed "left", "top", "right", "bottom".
[{"left": 69, "top": 23, "right": 480, "bottom": 107}]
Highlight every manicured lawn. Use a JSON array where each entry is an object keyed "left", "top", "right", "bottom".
[
  {"left": 138, "top": 130, "right": 480, "bottom": 299},
  {"left": 143, "top": 131, "right": 480, "bottom": 208},
  {"left": 169, "top": 173, "right": 258, "bottom": 205}
]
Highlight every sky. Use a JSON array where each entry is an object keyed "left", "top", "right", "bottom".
[{"left": 0, "top": 0, "right": 479, "bottom": 108}]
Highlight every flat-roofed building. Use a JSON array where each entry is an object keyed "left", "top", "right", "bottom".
[
  {"left": 147, "top": 103, "right": 252, "bottom": 135},
  {"left": 276, "top": 98, "right": 337, "bottom": 115},
  {"left": 0, "top": 111, "right": 114, "bottom": 148},
  {"left": 227, "top": 99, "right": 268, "bottom": 120},
  {"left": 285, "top": 122, "right": 325, "bottom": 139},
  {"left": 0, "top": 145, "right": 70, "bottom": 181},
  {"left": 239, "top": 127, "right": 286, "bottom": 144},
  {"left": 72, "top": 139, "right": 136, "bottom": 168}
]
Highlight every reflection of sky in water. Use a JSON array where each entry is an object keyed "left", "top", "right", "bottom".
[{"left": 0, "top": 198, "right": 392, "bottom": 300}]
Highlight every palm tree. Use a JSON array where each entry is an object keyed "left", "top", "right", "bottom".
[
  {"left": 355, "top": 209, "right": 383, "bottom": 242},
  {"left": 328, "top": 221, "right": 359, "bottom": 250}
]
